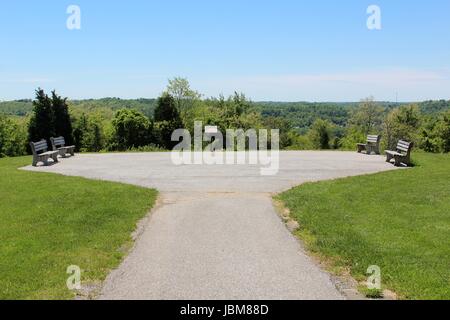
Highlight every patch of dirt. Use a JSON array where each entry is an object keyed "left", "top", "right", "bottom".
[{"left": 73, "top": 281, "right": 103, "bottom": 300}]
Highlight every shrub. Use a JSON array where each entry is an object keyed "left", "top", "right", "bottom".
[
  {"left": 111, "top": 109, "right": 153, "bottom": 150},
  {"left": 0, "top": 115, "right": 27, "bottom": 157}
]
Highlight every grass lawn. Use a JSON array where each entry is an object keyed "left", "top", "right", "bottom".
[
  {"left": 277, "top": 153, "right": 450, "bottom": 300},
  {"left": 0, "top": 156, "right": 157, "bottom": 299}
]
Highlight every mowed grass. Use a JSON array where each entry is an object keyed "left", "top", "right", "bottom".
[
  {"left": 0, "top": 156, "right": 157, "bottom": 299},
  {"left": 277, "top": 153, "right": 450, "bottom": 300}
]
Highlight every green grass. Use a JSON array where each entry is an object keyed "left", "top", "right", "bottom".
[
  {"left": 0, "top": 156, "right": 157, "bottom": 299},
  {"left": 277, "top": 153, "right": 450, "bottom": 300}
]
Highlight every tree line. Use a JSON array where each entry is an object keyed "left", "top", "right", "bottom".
[{"left": 0, "top": 78, "right": 449, "bottom": 158}]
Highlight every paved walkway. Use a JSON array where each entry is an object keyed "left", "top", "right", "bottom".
[{"left": 24, "top": 151, "right": 397, "bottom": 299}]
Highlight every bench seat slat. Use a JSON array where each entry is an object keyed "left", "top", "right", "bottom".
[
  {"left": 39, "top": 151, "right": 59, "bottom": 156},
  {"left": 385, "top": 150, "right": 402, "bottom": 156}
]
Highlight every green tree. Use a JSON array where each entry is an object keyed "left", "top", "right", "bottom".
[
  {"left": 154, "top": 94, "right": 183, "bottom": 149},
  {"left": 421, "top": 110, "right": 450, "bottom": 153},
  {"left": 262, "top": 116, "right": 293, "bottom": 150},
  {"left": 51, "top": 91, "right": 74, "bottom": 145},
  {"left": 154, "top": 93, "right": 182, "bottom": 123},
  {"left": 165, "top": 77, "right": 201, "bottom": 112},
  {"left": 384, "top": 105, "right": 421, "bottom": 150},
  {"left": 341, "top": 97, "right": 384, "bottom": 149},
  {"left": 349, "top": 97, "right": 385, "bottom": 135},
  {"left": 154, "top": 93, "right": 183, "bottom": 149},
  {"left": 308, "top": 119, "right": 334, "bottom": 149},
  {"left": 0, "top": 115, "right": 27, "bottom": 157},
  {"left": 72, "top": 113, "right": 89, "bottom": 152},
  {"left": 112, "top": 109, "right": 152, "bottom": 150},
  {"left": 82, "top": 121, "right": 104, "bottom": 152},
  {"left": 437, "top": 110, "right": 450, "bottom": 153},
  {"left": 28, "top": 88, "right": 54, "bottom": 145}
]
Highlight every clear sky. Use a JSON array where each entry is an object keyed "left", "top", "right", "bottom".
[{"left": 1, "top": 0, "right": 449, "bottom": 101}]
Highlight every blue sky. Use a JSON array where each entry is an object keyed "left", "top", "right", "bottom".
[{"left": 1, "top": 0, "right": 449, "bottom": 101}]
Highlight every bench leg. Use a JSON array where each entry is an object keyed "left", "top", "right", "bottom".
[
  {"left": 52, "top": 153, "right": 59, "bottom": 163},
  {"left": 32, "top": 156, "right": 38, "bottom": 167},
  {"left": 386, "top": 153, "right": 393, "bottom": 163},
  {"left": 375, "top": 147, "right": 380, "bottom": 155},
  {"left": 394, "top": 156, "right": 402, "bottom": 167}
]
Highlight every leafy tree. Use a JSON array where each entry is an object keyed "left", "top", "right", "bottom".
[
  {"left": 284, "top": 131, "right": 314, "bottom": 150},
  {"left": 112, "top": 109, "right": 152, "bottom": 150},
  {"left": 83, "top": 121, "right": 104, "bottom": 152},
  {"left": 165, "top": 77, "right": 200, "bottom": 112},
  {"left": 384, "top": 105, "right": 421, "bottom": 150},
  {"left": 72, "top": 113, "right": 106, "bottom": 152},
  {"left": 72, "top": 113, "right": 89, "bottom": 152},
  {"left": 51, "top": 91, "right": 74, "bottom": 145},
  {"left": 154, "top": 94, "right": 183, "bottom": 149},
  {"left": 349, "top": 97, "right": 385, "bottom": 135},
  {"left": 0, "top": 115, "right": 27, "bottom": 157},
  {"left": 420, "top": 110, "right": 450, "bottom": 153},
  {"left": 438, "top": 110, "right": 450, "bottom": 153},
  {"left": 339, "top": 126, "right": 366, "bottom": 150},
  {"left": 308, "top": 119, "right": 334, "bottom": 149},
  {"left": 154, "top": 93, "right": 182, "bottom": 123},
  {"left": 262, "top": 116, "right": 293, "bottom": 150},
  {"left": 28, "top": 88, "right": 54, "bottom": 145}
]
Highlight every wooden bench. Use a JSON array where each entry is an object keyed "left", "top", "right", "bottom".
[
  {"left": 385, "top": 140, "right": 414, "bottom": 166},
  {"left": 30, "top": 140, "right": 59, "bottom": 167},
  {"left": 357, "top": 135, "right": 381, "bottom": 155},
  {"left": 50, "top": 136, "right": 75, "bottom": 158}
]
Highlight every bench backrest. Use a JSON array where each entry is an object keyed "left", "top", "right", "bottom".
[
  {"left": 51, "top": 136, "right": 66, "bottom": 148},
  {"left": 30, "top": 140, "right": 49, "bottom": 154},
  {"left": 367, "top": 135, "right": 381, "bottom": 144},
  {"left": 396, "top": 140, "right": 413, "bottom": 155}
]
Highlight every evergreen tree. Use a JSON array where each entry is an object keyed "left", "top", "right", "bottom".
[
  {"left": 91, "top": 122, "right": 103, "bottom": 152},
  {"left": 51, "top": 91, "right": 74, "bottom": 145},
  {"left": 73, "top": 113, "right": 89, "bottom": 152},
  {"left": 154, "top": 93, "right": 182, "bottom": 123},
  {"left": 28, "top": 88, "right": 54, "bottom": 145},
  {"left": 154, "top": 93, "right": 183, "bottom": 149}
]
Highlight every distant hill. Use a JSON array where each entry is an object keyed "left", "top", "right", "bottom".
[
  {"left": 1, "top": 98, "right": 449, "bottom": 132},
  {"left": 0, "top": 98, "right": 157, "bottom": 119},
  {"left": 254, "top": 100, "right": 450, "bottom": 132},
  {"left": 0, "top": 100, "right": 33, "bottom": 116}
]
